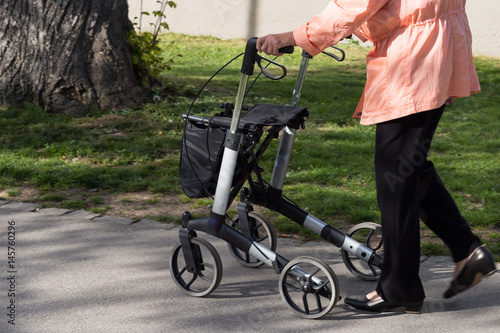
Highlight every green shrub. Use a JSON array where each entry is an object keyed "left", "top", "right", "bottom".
[{"left": 127, "top": 1, "right": 178, "bottom": 86}]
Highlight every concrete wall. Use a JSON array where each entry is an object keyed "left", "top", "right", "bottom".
[{"left": 128, "top": 0, "right": 500, "bottom": 58}]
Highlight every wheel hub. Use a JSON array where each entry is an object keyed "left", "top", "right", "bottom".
[{"left": 302, "top": 284, "right": 312, "bottom": 293}]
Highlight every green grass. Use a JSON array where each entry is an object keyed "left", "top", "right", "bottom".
[{"left": 1, "top": 34, "right": 499, "bottom": 258}]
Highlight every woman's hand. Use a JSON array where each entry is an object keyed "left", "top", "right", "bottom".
[{"left": 256, "top": 32, "right": 296, "bottom": 56}]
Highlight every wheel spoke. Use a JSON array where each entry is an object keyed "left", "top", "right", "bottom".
[
  {"left": 175, "top": 265, "right": 187, "bottom": 278},
  {"left": 309, "top": 268, "right": 321, "bottom": 280},
  {"left": 244, "top": 252, "right": 253, "bottom": 263},
  {"left": 314, "top": 293, "right": 323, "bottom": 312},
  {"left": 302, "top": 293, "right": 310, "bottom": 314},
  {"left": 369, "top": 263, "right": 378, "bottom": 275},
  {"left": 185, "top": 274, "right": 197, "bottom": 289},
  {"left": 254, "top": 233, "right": 268, "bottom": 243},
  {"left": 284, "top": 282, "right": 302, "bottom": 292},
  {"left": 318, "top": 284, "right": 332, "bottom": 300},
  {"left": 365, "top": 229, "right": 375, "bottom": 248}
]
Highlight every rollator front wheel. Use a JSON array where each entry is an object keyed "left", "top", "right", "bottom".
[
  {"left": 279, "top": 256, "right": 340, "bottom": 319},
  {"left": 170, "top": 237, "right": 223, "bottom": 297},
  {"left": 227, "top": 211, "right": 277, "bottom": 268},
  {"left": 341, "top": 222, "right": 383, "bottom": 281}
]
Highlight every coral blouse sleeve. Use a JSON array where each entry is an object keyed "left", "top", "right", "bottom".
[{"left": 292, "top": 0, "right": 388, "bottom": 56}]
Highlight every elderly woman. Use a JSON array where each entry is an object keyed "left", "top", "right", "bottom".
[{"left": 257, "top": 0, "right": 496, "bottom": 313}]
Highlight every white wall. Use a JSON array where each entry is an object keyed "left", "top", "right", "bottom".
[
  {"left": 465, "top": 2, "right": 500, "bottom": 58},
  {"left": 128, "top": 0, "right": 500, "bottom": 57}
]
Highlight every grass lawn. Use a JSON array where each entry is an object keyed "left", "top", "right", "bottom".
[{"left": 1, "top": 34, "right": 499, "bottom": 259}]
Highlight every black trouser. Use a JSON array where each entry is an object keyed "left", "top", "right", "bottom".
[{"left": 374, "top": 105, "right": 481, "bottom": 303}]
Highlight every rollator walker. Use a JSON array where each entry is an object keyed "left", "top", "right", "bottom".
[{"left": 169, "top": 37, "right": 384, "bottom": 319}]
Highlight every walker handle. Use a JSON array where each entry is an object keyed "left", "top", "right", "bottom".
[
  {"left": 241, "top": 37, "right": 259, "bottom": 76},
  {"left": 278, "top": 46, "right": 295, "bottom": 54},
  {"left": 241, "top": 38, "right": 294, "bottom": 78}
]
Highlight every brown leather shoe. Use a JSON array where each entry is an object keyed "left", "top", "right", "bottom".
[{"left": 444, "top": 245, "right": 497, "bottom": 299}]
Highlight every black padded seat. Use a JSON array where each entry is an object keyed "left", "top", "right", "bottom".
[
  {"left": 183, "top": 104, "right": 308, "bottom": 132},
  {"left": 241, "top": 104, "right": 308, "bottom": 129}
]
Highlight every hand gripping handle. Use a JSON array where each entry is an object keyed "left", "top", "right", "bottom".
[{"left": 241, "top": 38, "right": 294, "bottom": 78}]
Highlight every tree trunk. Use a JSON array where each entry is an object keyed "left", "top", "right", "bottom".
[{"left": 0, "top": 0, "right": 143, "bottom": 117}]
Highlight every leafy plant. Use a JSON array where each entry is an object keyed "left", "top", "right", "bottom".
[{"left": 127, "top": 0, "right": 179, "bottom": 86}]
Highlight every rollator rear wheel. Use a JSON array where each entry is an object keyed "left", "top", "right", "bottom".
[
  {"left": 341, "top": 222, "right": 383, "bottom": 281},
  {"left": 170, "top": 237, "right": 223, "bottom": 297},
  {"left": 227, "top": 211, "right": 277, "bottom": 268},
  {"left": 279, "top": 256, "right": 339, "bottom": 319}
]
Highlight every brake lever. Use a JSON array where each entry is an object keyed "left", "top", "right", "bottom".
[
  {"left": 255, "top": 46, "right": 294, "bottom": 80},
  {"left": 322, "top": 45, "right": 345, "bottom": 62}
]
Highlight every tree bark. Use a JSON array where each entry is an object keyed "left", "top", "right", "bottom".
[{"left": 0, "top": 0, "right": 143, "bottom": 117}]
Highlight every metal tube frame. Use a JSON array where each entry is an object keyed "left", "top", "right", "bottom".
[{"left": 181, "top": 42, "right": 382, "bottom": 278}]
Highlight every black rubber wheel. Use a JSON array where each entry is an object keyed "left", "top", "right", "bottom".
[
  {"left": 170, "top": 237, "right": 223, "bottom": 297},
  {"left": 227, "top": 211, "right": 277, "bottom": 268},
  {"left": 279, "top": 256, "right": 340, "bottom": 319},
  {"left": 341, "top": 222, "right": 383, "bottom": 281}
]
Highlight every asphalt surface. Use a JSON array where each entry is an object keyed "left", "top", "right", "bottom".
[{"left": 1, "top": 200, "right": 498, "bottom": 333}]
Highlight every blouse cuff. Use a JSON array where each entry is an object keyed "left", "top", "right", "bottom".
[{"left": 292, "top": 24, "right": 324, "bottom": 57}]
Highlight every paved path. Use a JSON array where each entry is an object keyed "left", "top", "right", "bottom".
[{"left": 1, "top": 201, "right": 498, "bottom": 333}]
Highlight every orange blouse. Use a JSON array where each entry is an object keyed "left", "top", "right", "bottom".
[{"left": 292, "top": 0, "right": 480, "bottom": 125}]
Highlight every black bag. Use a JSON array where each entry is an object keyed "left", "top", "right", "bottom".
[
  {"left": 179, "top": 104, "right": 308, "bottom": 198},
  {"left": 180, "top": 121, "right": 226, "bottom": 198}
]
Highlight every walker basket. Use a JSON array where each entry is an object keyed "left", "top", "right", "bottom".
[
  {"left": 180, "top": 119, "right": 226, "bottom": 199},
  {"left": 180, "top": 104, "right": 309, "bottom": 198}
]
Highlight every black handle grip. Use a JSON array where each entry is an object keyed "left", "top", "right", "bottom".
[
  {"left": 241, "top": 37, "right": 258, "bottom": 75},
  {"left": 278, "top": 46, "right": 294, "bottom": 54}
]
